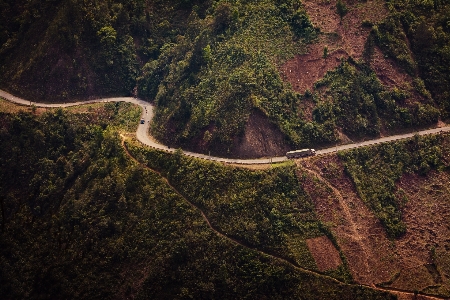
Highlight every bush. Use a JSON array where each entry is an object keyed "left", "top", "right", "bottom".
[{"left": 336, "top": 0, "right": 348, "bottom": 21}]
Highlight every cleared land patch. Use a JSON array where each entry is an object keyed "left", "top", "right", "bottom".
[
  {"left": 306, "top": 235, "right": 343, "bottom": 271},
  {"left": 387, "top": 171, "right": 450, "bottom": 297},
  {"left": 298, "top": 156, "right": 393, "bottom": 285},
  {"left": 297, "top": 141, "right": 450, "bottom": 298},
  {"left": 280, "top": 0, "right": 388, "bottom": 95}
]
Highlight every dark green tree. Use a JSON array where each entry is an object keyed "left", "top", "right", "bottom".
[{"left": 336, "top": 0, "right": 348, "bottom": 22}]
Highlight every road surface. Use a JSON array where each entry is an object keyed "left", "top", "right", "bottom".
[{"left": 2, "top": 89, "right": 450, "bottom": 164}]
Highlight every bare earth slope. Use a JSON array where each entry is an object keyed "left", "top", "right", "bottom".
[
  {"left": 231, "top": 110, "right": 290, "bottom": 158},
  {"left": 280, "top": 0, "right": 388, "bottom": 95},
  {"left": 298, "top": 155, "right": 450, "bottom": 299},
  {"left": 278, "top": 0, "right": 427, "bottom": 127}
]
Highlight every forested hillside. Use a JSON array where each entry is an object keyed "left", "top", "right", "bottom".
[
  {"left": 2, "top": 98, "right": 450, "bottom": 298},
  {"left": 0, "top": 100, "right": 397, "bottom": 299},
  {"left": 0, "top": 0, "right": 214, "bottom": 100},
  {"left": 2, "top": 1, "right": 450, "bottom": 298},
  {"left": 1, "top": 0, "right": 449, "bottom": 157}
]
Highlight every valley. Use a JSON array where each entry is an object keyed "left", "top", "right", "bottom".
[{"left": 1, "top": 0, "right": 450, "bottom": 298}]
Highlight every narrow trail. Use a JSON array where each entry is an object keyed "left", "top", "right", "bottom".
[
  {"left": 121, "top": 137, "right": 448, "bottom": 300},
  {"left": 299, "top": 164, "right": 373, "bottom": 283}
]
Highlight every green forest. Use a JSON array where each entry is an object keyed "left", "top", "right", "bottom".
[
  {"left": 2, "top": 95, "right": 450, "bottom": 298},
  {"left": 1, "top": 0, "right": 449, "bottom": 156},
  {"left": 2, "top": 0, "right": 450, "bottom": 298},
  {"left": 0, "top": 100, "right": 398, "bottom": 299}
]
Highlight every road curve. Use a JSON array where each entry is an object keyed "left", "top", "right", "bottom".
[{"left": 2, "top": 89, "right": 450, "bottom": 164}]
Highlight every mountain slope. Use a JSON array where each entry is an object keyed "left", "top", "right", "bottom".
[
  {"left": 1, "top": 0, "right": 449, "bottom": 158},
  {"left": 0, "top": 100, "right": 395, "bottom": 299}
]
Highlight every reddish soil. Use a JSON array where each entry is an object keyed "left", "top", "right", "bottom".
[
  {"left": 298, "top": 96, "right": 316, "bottom": 122},
  {"left": 280, "top": 43, "right": 346, "bottom": 95},
  {"left": 370, "top": 46, "right": 412, "bottom": 91},
  {"left": 298, "top": 156, "right": 395, "bottom": 285},
  {"left": 237, "top": 0, "right": 414, "bottom": 157},
  {"left": 369, "top": 46, "right": 430, "bottom": 112},
  {"left": 188, "top": 109, "right": 290, "bottom": 159},
  {"left": 306, "top": 235, "right": 342, "bottom": 271},
  {"left": 281, "top": 0, "right": 388, "bottom": 95},
  {"left": 297, "top": 156, "right": 450, "bottom": 299},
  {"left": 318, "top": 0, "right": 388, "bottom": 58},
  {"left": 391, "top": 171, "right": 450, "bottom": 295},
  {"left": 277, "top": 0, "right": 410, "bottom": 145},
  {"left": 231, "top": 109, "right": 290, "bottom": 158},
  {"left": 394, "top": 294, "right": 443, "bottom": 300}
]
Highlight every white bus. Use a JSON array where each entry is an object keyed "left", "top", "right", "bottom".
[{"left": 286, "top": 149, "right": 316, "bottom": 159}]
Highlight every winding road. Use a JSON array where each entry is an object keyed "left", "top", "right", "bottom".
[
  {"left": 2, "top": 89, "right": 450, "bottom": 164},
  {"left": 3, "top": 89, "right": 449, "bottom": 299}
]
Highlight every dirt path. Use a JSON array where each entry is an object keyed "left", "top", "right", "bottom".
[
  {"left": 299, "top": 163, "right": 374, "bottom": 284},
  {"left": 298, "top": 157, "right": 450, "bottom": 300},
  {"left": 120, "top": 137, "right": 344, "bottom": 281}
]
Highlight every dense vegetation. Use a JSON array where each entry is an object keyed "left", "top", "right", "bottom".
[
  {"left": 339, "top": 132, "right": 450, "bottom": 238},
  {"left": 313, "top": 59, "right": 439, "bottom": 140},
  {"left": 138, "top": 0, "right": 317, "bottom": 155},
  {"left": 126, "top": 139, "right": 354, "bottom": 281},
  {"left": 0, "top": 0, "right": 139, "bottom": 99},
  {"left": 2, "top": 0, "right": 450, "bottom": 297},
  {"left": 303, "top": 0, "right": 450, "bottom": 145},
  {"left": 0, "top": 0, "right": 314, "bottom": 155},
  {"left": 0, "top": 101, "right": 394, "bottom": 299},
  {"left": 0, "top": 0, "right": 216, "bottom": 100}
]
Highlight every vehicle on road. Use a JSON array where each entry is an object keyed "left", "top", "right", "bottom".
[
  {"left": 286, "top": 149, "right": 316, "bottom": 159},
  {"left": 140, "top": 118, "right": 145, "bottom": 124}
]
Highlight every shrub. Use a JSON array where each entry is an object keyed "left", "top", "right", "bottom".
[{"left": 336, "top": 0, "right": 348, "bottom": 21}]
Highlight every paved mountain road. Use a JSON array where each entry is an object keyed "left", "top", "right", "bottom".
[{"left": 2, "top": 89, "right": 450, "bottom": 164}]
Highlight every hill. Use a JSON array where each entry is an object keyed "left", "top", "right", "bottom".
[
  {"left": 0, "top": 99, "right": 398, "bottom": 299},
  {"left": 2, "top": 97, "right": 450, "bottom": 299},
  {"left": 1, "top": 0, "right": 449, "bottom": 158},
  {"left": 299, "top": 133, "right": 450, "bottom": 298},
  {"left": 2, "top": 1, "right": 450, "bottom": 298}
]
